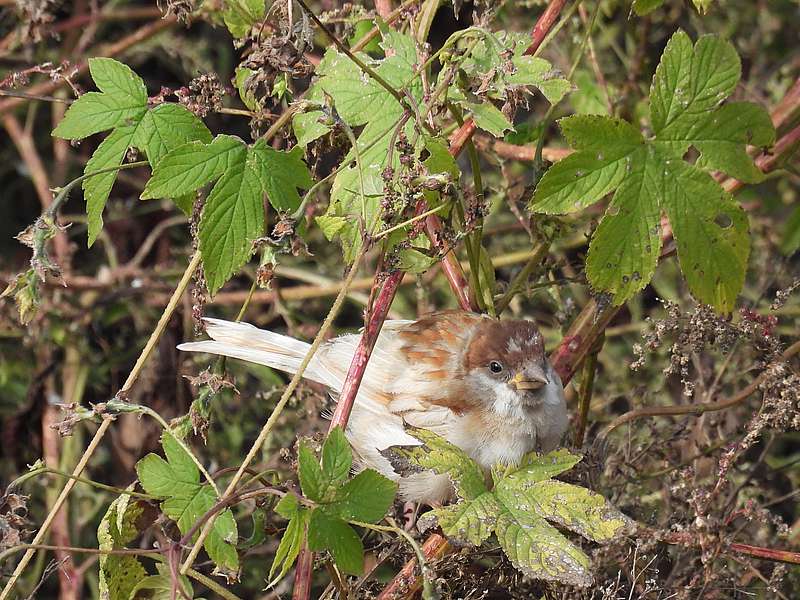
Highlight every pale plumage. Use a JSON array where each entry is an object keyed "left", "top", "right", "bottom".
[{"left": 178, "top": 311, "right": 568, "bottom": 504}]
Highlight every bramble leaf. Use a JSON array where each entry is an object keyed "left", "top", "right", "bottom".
[
  {"left": 136, "top": 432, "right": 239, "bottom": 574},
  {"left": 531, "top": 31, "right": 773, "bottom": 312},
  {"left": 221, "top": 0, "right": 266, "bottom": 38},
  {"left": 308, "top": 509, "right": 364, "bottom": 575},
  {"left": 321, "top": 427, "right": 352, "bottom": 487},
  {"left": 409, "top": 434, "right": 628, "bottom": 588},
  {"left": 269, "top": 496, "right": 309, "bottom": 586},
  {"left": 51, "top": 58, "right": 211, "bottom": 245},
  {"left": 327, "top": 469, "right": 397, "bottom": 523}
]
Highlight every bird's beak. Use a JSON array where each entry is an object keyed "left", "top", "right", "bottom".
[{"left": 511, "top": 368, "right": 549, "bottom": 391}]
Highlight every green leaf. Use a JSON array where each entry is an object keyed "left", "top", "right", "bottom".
[
  {"left": 328, "top": 469, "right": 397, "bottom": 523},
  {"left": 396, "top": 248, "right": 437, "bottom": 274},
  {"left": 430, "top": 492, "right": 499, "bottom": 546},
  {"left": 493, "top": 500, "right": 593, "bottom": 587},
  {"left": 451, "top": 91, "right": 513, "bottom": 136},
  {"left": 672, "top": 102, "right": 776, "bottom": 183},
  {"left": 585, "top": 147, "right": 662, "bottom": 300},
  {"left": 269, "top": 506, "right": 309, "bottom": 585},
  {"left": 298, "top": 444, "right": 328, "bottom": 503},
  {"left": 508, "top": 448, "right": 584, "bottom": 483},
  {"left": 531, "top": 32, "right": 768, "bottom": 312},
  {"left": 249, "top": 141, "right": 312, "bottom": 212},
  {"left": 133, "top": 104, "right": 212, "bottom": 166},
  {"left": 507, "top": 56, "right": 571, "bottom": 104},
  {"left": 650, "top": 32, "right": 740, "bottom": 138},
  {"left": 129, "top": 564, "right": 193, "bottom": 600},
  {"left": 321, "top": 427, "right": 352, "bottom": 486},
  {"left": 141, "top": 135, "right": 246, "bottom": 199},
  {"left": 274, "top": 493, "right": 300, "bottom": 520},
  {"left": 82, "top": 125, "right": 137, "bottom": 246},
  {"left": 307, "top": 508, "right": 364, "bottom": 575},
  {"left": 661, "top": 159, "right": 750, "bottom": 312},
  {"left": 53, "top": 58, "right": 147, "bottom": 140},
  {"left": 198, "top": 151, "right": 265, "bottom": 295},
  {"left": 516, "top": 480, "right": 631, "bottom": 543},
  {"left": 222, "top": 0, "right": 265, "bottom": 37},
  {"left": 387, "top": 427, "right": 488, "bottom": 501},
  {"left": 98, "top": 491, "right": 147, "bottom": 600},
  {"left": 781, "top": 206, "right": 800, "bottom": 256},
  {"left": 136, "top": 432, "right": 239, "bottom": 573}
]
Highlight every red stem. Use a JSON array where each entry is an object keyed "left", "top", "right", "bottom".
[
  {"left": 728, "top": 543, "right": 800, "bottom": 565},
  {"left": 290, "top": 540, "right": 314, "bottom": 600}
]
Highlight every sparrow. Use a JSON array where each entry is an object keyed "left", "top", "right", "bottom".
[{"left": 178, "top": 310, "right": 568, "bottom": 504}]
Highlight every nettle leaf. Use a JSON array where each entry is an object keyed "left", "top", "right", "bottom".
[
  {"left": 98, "top": 490, "right": 147, "bottom": 600},
  {"left": 136, "top": 432, "right": 239, "bottom": 574},
  {"left": 52, "top": 58, "right": 210, "bottom": 245},
  {"left": 531, "top": 31, "right": 774, "bottom": 312},
  {"left": 142, "top": 136, "right": 311, "bottom": 295},
  {"left": 408, "top": 434, "right": 628, "bottom": 588}
]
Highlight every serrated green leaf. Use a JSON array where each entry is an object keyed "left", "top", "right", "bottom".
[
  {"left": 141, "top": 135, "right": 246, "bottom": 199},
  {"left": 249, "top": 141, "right": 312, "bottom": 212},
  {"left": 661, "top": 158, "right": 750, "bottom": 312},
  {"left": 321, "top": 427, "right": 352, "bottom": 486},
  {"left": 516, "top": 479, "right": 630, "bottom": 543},
  {"left": 559, "top": 115, "right": 644, "bottom": 152},
  {"left": 651, "top": 31, "right": 740, "bottom": 137},
  {"left": 431, "top": 492, "right": 499, "bottom": 546},
  {"left": 135, "top": 432, "right": 239, "bottom": 572},
  {"left": 508, "top": 448, "right": 584, "bottom": 484},
  {"left": 388, "top": 427, "right": 488, "bottom": 501},
  {"left": 52, "top": 92, "right": 146, "bottom": 139},
  {"left": 129, "top": 564, "right": 193, "bottom": 600},
  {"left": 585, "top": 147, "right": 662, "bottom": 300},
  {"left": 268, "top": 507, "right": 308, "bottom": 585},
  {"left": 328, "top": 469, "right": 397, "bottom": 523},
  {"left": 222, "top": 0, "right": 265, "bottom": 37},
  {"left": 82, "top": 125, "right": 137, "bottom": 246},
  {"left": 53, "top": 58, "right": 147, "bottom": 140},
  {"left": 198, "top": 152, "right": 265, "bottom": 295},
  {"left": 307, "top": 509, "right": 364, "bottom": 575},
  {"left": 493, "top": 500, "right": 592, "bottom": 587},
  {"left": 298, "top": 444, "right": 327, "bottom": 503},
  {"left": 670, "top": 101, "right": 775, "bottom": 183},
  {"left": 133, "top": 104, "right": 212, "bottom": 166}
]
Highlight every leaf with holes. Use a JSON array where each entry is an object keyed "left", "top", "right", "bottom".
[{"left": 531, "top": 31, "right": 774, "bottom": 312}]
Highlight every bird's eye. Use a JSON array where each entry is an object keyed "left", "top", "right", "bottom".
[{"left": 488, "top": 361, "right": 504, "bottom": 374}]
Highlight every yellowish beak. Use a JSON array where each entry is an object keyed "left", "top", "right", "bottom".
[{"left": 511, "top": 371, "right": 547, "bottom": 391}]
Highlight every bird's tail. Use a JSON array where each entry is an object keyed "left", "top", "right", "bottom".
[{"left": 178, "top": 318, "right": 332, "bottom": 387}]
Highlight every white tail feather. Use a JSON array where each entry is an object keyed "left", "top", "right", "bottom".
[{"left": 178, "top": 318, "right": 333, "bottom": 387}]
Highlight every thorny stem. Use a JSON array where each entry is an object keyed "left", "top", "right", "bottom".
[
  {"left": 179, "top": 246, "right": 368, "bottom": 575},
  {"left": 0, "top": 252, "right": 201, "bottom": 600}
]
